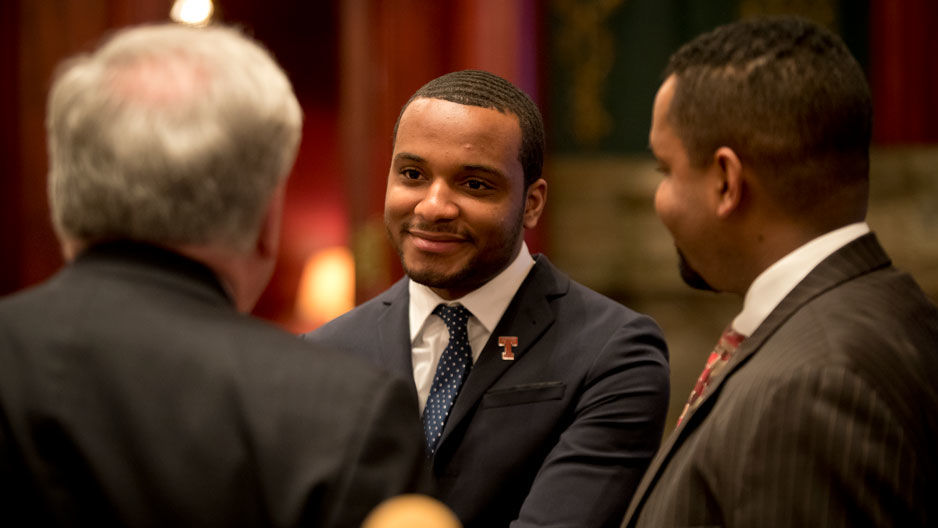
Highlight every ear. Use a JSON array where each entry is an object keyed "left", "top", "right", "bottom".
[
  {"left": 227, "top": 183, "right": 286, "bottom": 314},
  {"left": 59, "top": 238, "right": 86, "bottom": 262},
  {"left": 522, "top": 178, "right": 548, "bottom": 229},
  {"left": 256, "top": 183, "right": 286, "bottom": 261},
  {"left": 713, "top": 147, "right": 743, "bottom": 219}
]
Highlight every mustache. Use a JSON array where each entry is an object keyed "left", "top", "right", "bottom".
[{"left": 401, "top": 220, "right": 469, "bottom": 238}]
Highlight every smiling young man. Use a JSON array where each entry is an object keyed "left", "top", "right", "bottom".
[
  {"left": 303, "top": 70, "right": 669, "bottom": 528},
  {"left": 385, "top": 95, "right": 541, "bottom": 300}
]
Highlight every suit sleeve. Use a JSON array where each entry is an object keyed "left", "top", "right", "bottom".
[
  {"left": 724, "top": 365, "right": 919, "bottom": 527},
  {"left": 322, "top": 374, "right": 433, "bottom": 528},
  {"left": 513, "top": 315, "right": 670, "bottom": 528}
]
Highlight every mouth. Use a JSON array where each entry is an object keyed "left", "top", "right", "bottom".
[{"left": 405, "top": 228, "right": 468, "bottom": 254}]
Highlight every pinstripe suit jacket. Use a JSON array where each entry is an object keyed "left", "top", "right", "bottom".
[{"left": 622, "top": 233, "right": 938, "bottom": 527}]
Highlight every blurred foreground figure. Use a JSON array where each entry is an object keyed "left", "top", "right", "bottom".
[
  {"left": 624, "top": 16, "right": 938, "bottom": 528},
  {"left": 362, "top": 495, "right": 462, "bottom": 528},
  {"left": 0, "top": 23, "right": 427, "bottom": 527}
]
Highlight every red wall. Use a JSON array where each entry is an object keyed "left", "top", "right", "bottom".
[{"left": 3, "top": 1, "right": 933, "bottom": 331}]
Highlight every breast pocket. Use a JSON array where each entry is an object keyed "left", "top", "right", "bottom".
[{"left": 480, "top": 381, "right": 566, "bottom": 408}]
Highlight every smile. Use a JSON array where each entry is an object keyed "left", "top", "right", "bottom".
[{"left": 406, "top": 229, "right": 468, "bottom": 254}]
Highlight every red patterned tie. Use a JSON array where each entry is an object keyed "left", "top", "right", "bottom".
[{"left": 676, "top": 326, "right": 745, "bottom": 427}]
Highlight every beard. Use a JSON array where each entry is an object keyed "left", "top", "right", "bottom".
[
  {"left": 390, "top": 206, "right": 525, "bottom": 294},
  {"left": 677, "top": 248, "right": 716, "bottom": 292},
  {"left": 404, "top": 253, "right": 483, "bottom": 291}
]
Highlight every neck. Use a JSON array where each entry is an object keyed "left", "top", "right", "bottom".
[
  {"left": 733, "top": 216, "right": 863, "bottom": 295},
  {"left": 175, "top": 243, "right": 272, "bottom": 313}
]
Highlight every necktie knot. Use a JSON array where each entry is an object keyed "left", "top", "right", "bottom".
[
  {"left": 432, "top": 303, "right": 471, "bottom": 333},
  {"left": 714, "top": 327, "right": 745, "bottom": 358},
  {"left": 676, "top": 325, "right": 746, "bottom": 427}
]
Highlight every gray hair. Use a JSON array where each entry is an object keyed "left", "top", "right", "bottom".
[{"left": 46, "top": 23, "right": 302, "bottom": 250}]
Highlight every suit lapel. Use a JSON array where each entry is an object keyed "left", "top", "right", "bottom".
[
  {"left": 376, "top": 279, "right": 416, "bottom": 381},
  {"left": 623, "top": 233, "right": 892, "bottom": 526},
  {"left": 722, "top": 233, "right": 891, "bottom": 377},
  {"left": 437, "top": 257, "right": 565, "bottom": 449}
]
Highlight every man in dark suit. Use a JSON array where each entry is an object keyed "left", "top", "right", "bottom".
[
  {"left": 624, "top": 16, "right": 938, "bottom": 527},
  {"left": 302, "top": 70, "right": 670, "bottom": 528},
  {"left": 0, "top": 23, "right": 428, "bottom": 527}
]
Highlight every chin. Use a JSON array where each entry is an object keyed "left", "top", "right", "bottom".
[
  {"left": 677, "top": 249, "right": 717, "bottom": 292},
  {"left": 404, "top": 264, "right": 467, "bottom": 290}
]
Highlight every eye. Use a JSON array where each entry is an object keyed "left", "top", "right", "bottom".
[
  {"left": 464, "top": 178, "right": 494, "bottom": 191},
  {"left": 649, "top": 149, "right": 669, "bottom": 176},
  {"left": 400, "top": 168, "right": 423, "bottom": 181}
]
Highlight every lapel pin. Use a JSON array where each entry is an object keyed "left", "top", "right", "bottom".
[{"left": 498, "top": 336, "right": 518, "bottom": 360}]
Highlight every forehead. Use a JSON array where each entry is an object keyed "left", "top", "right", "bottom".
[
  {"left": 649, "top": 76, "right": 679, "bottom": 152},
  {"left": 395, "top": 98, "right": 522, "bottom": 161}
]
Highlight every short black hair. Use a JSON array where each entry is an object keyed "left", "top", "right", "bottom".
[
  {"left": 393, "top": 70, "right": 545, "bottom": 188},
  {"left": 665, "top": 16, "right": 872, "bottom": 211}
]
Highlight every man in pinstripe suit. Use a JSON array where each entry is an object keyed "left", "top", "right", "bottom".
[{"left": 625, "top": 16, "right": 938, "bottom": 527}]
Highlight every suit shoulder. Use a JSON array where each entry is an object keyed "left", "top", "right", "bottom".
[
  {"left": 0, "top": 276, "right": 61, "bottom": 319},
  {"left": 748, "top": 268, "right": 938, "bottom": 427},
  {"left": 227, "top": 315, "right": 384, "bottom": 382},
  {"left": 801, "top": 265, "right": 938, "bottom": 349},
  {"left": 530, "top": 261, "right": 668, "bottom": 364},
  {"left": 300, "top": 280, "right": 404, "bottom": 344},
  {"left": 566, "top": 276, "right": 638, "bottom": 311},
  {"left": 555, "top": 270, "right": 660, "bottom": 330},
  {"left": 534, "top": 256, "right": 644, "bottom": 314}
]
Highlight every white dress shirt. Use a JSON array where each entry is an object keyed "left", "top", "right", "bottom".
[
  {"left": 409, "top": 243, "right": 536, "bottom": 414},
  {"left": 732, "top": 222, "right": 871, "bottom": 336}
]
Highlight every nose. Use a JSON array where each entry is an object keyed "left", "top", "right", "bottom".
[
  {"left": 652, "top": 181, "right": 666, "bottom": 218},
  {"left": 414, "top": 179, "right": 459, "bottom": 222}
]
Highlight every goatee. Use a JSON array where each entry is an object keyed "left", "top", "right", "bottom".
[{"left": 677, "top": 249, "right": 716, "bottom": 292}]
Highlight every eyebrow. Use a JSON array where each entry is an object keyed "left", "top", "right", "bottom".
[
  {"left": 393, "top": 152, "right": 425, "bottom": 164},
  {"left": 392, "top": 152, "right": 505, "bottom": 178},
  {"left": 461, "top": 164, "right": 504, "bottom": 178}
]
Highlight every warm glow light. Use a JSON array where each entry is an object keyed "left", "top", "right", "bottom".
[
  {"left": 296, "top": 247, "right": 355, "bottom": 326},
  {"left": 170, "top": 0, "right": 214, "bottom": 27}
]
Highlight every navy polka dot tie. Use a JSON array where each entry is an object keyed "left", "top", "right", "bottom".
[{"left": 423, "top": 303, "right": 473, "bottom": 454}]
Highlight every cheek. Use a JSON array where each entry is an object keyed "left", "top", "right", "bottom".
[
  {"left": 462, "top": 201, "right": 517, "bottom": 242},
  {"left": 653, "top": 181, "right": 676, "bottom": 230},
  {"left": 384, "top": 182, "right": 415, "bottom": 219},
  {"left": 383, "top": 177, "right": 397, "bottom": 211}
]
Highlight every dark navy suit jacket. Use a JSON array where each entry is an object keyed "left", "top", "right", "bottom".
[{"left": 304, "top": 255, "right": 670, "bottom": 528}]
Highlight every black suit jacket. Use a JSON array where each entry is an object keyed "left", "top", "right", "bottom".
[
  {"left": 623, "top": 234, "right": 938, "bottom": 527},
  {"left": 0, "top": 242, "right": 428, "bottom": 527},
  {"left": 304, "top": 255, "right": 670, "bottom": 528}
]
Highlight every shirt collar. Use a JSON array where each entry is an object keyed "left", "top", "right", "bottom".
[
  {"left": 409, "top": 242, "right": 536, "bottom": 342},
  {"left": 732, "top": 222, "right": 870, "bottom": 336}
]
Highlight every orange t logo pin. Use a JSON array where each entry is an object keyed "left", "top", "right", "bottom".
[{"left": 498, "top": 336, "right": 518, "bottom": 360}]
